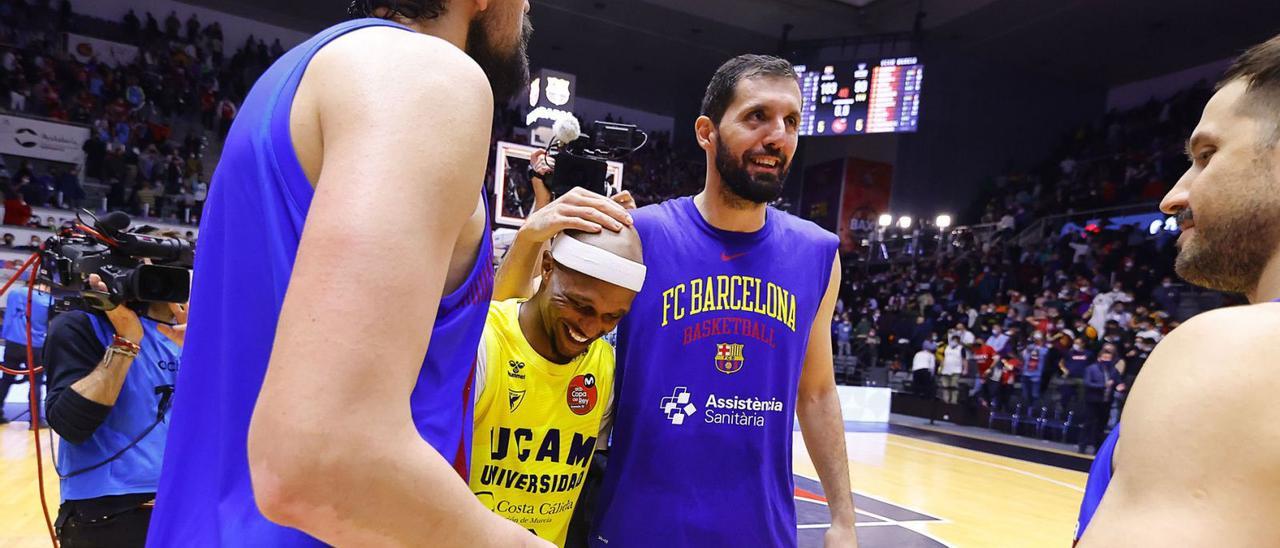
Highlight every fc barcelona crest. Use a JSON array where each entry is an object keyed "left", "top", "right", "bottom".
[{"left": 715, "top": 343, "right": 745, "bottom": 374}]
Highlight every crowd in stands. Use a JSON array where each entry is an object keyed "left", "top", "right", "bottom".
[
  {"left": 0, "top": 11, "right": 1225, "bottom": 449},
  {"left": 0, "top": 0, "right": 285, "bottom": 226},
  {"left": 970, "top": 84, "right": 1212, "bottom": 235},
  {"left": 828, "top": 214, "right": 1232, "bottom": 451},
  {"left": 0, "top": 0, "right": 712, "bottom": 237},
  {"left": 818, "top": 80, "right": 1230, "bottom": 453}
]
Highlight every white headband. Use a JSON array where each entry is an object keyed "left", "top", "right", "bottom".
[{"left": 550, "top": 234, "right": 646, "bottom": 292}]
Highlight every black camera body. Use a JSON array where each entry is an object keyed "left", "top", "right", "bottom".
[
  {"left": 543, "top": 121, "right": 647, "bottom": 199},
  {"left": 41, "top": 211, "right": 194, "bottom": 312}
]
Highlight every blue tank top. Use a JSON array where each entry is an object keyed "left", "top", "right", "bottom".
[
  {"left": 57, "top": 313, "right": 180, "bottom": 501},
  {"left": 3, "top": 287, "right": 51, "bottom": 346},
  {"left": 592, "top": 197, "right": 839, "bottom": 547},
  {"left": 1075, "top": 423, "right": 1119, "bottom": 542},
  {"left": 147, "top": 18, "right": 493, "bottom": 546}
]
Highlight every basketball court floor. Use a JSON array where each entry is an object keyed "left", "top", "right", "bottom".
[{"left": 0, "top": 414, "right": 1087, "bottom": 547}]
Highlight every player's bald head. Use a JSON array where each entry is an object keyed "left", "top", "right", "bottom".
[
  {"left": 563, "top": 227, "right": 644, "bottom": 267},
  {"left": 531, "top": 227, "right": 644, "bottom": 363}
]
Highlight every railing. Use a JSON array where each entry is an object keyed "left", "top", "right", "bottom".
[
  {"left": 849, "top": 201, "right": 1167, "bottom": 267},
  {"left": 1013, "top": 202, "right": 1162, "bottom": 247}
]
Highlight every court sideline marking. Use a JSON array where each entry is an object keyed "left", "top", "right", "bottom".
[{"left": 885, "top": 439, "right": 1085, "bottom": 493}]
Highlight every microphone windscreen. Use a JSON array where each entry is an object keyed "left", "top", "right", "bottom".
[
  {"left": 98, "top": 211, "right": 132, "bottom": 233},
  {"left": 553, "top": 116, "right": 581, "bottom": 144}
]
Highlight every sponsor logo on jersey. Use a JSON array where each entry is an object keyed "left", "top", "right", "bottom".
[
  {"left": 566, "top": 374, "right": 597, "bottom": 415},
  {"left": 660, "top": 386, "right": 785, "bottom": 428},
  {"left": 660, "top": 387, "right": 696, "bottom": 425},
  {"left": 508, "top": 388, "right": 526, "bottom": 413},
  {"left": 508, "top": 360, "right": 526, "bottom": 380}
]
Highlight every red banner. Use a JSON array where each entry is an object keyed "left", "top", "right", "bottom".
[{"left": 837, "top": 158, "right": 893, "bottom": 252}]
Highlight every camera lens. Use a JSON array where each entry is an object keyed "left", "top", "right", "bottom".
[{"left": 135, "top": 265, "right": 191, "bottom": 303}]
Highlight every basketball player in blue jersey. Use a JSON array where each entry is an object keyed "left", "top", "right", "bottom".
[
  {"left": 146, "top": 1, "right": 553, "bottom": 546},
  {"left": 586, "top": 55, "right": 856, "bottom": 547},
  {"left": 1077, "top": 34, "right": 1280, "bottom": 546}
]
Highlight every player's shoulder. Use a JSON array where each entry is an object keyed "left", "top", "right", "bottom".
[
  {"left": 629, "top": 197, "right": 692, "bottom": 247},
  {"left": 486, "top": 298, "right": 523, "bottom": 327},
  {"left": 310, "top": 26, "right": 492, "bottom": 110},
  {"left": 586, "top": 337, "right": 617, "bottom": 363},
  {"left": 631, "top": 197, "right": 686, "bottom": 226},
  {"left": 322, "top": 25, "right": 487, "bottom": 80},
  {"left": 1161, "top": 302, "right": 1280, "bottom": 350},
  {"left": 1140, "top": 302, "right": 1280, "bottom": 389},
  {"left": 769, "top": 206, "right": 839, "bottom": 248},
  {"left": 583, "top": 338, "right": 617, "bottom": 379},
  {"left": 1118, "top": 304, "right": 1280, "bottom": 474}
]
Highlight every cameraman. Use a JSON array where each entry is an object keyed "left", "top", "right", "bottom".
[
  {"left": 528, "top": 148, "right": 554, "bottom": 212},
  {"left": 0, "top": 281, "right": 53, "bottom": 424},
  {"left": 44, "top": 272, "right": 186, "bottom": 547}
]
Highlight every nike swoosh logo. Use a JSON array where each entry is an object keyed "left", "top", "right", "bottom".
[{"left": 721, "top": 252, "right": 749, "bottom": 261}]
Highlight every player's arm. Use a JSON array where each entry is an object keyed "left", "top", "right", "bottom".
[
  {"left": 493, "top": 188, "right": 633, "bottom": 301},
  {"left": 796, "top": 254, "right": 858, "bottom": 547},
  {"left": 246, "top": 32, "right": 540, "bottom": 547},
  {"left": 532, "top": 176, "right": 552, "bottom": 212},
  {"left": 1078, "top": 306, "right": 1280, "bottom": 546}
]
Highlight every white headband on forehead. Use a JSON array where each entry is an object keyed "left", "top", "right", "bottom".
[{"left": 550, "top": 234, "right": 646, "bottom": 292}]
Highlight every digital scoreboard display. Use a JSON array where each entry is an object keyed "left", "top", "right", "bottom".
[{"left": 794, "top": 57, "right": 923, "bottom": 136}]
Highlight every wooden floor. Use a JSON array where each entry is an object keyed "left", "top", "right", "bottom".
[
  {"left": 1, "top": 421, "right": 61, "bottom": 548},
  {"left": 792, "top": 430, "right": 1086, "bottom": 547},
  {"left": 0, "top": 419, "right": 1085, "bottom": 547}
]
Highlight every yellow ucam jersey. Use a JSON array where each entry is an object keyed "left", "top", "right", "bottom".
[{"left": 469, "top": 299, "right": 614, "bottom": 547}]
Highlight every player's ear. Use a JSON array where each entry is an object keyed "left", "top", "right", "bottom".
[
  {"left": 695, "top": 116, "right": 716, "bottom": 153},
  {"left": 541, "top": 250, "right": 555, "bottom": 279}
]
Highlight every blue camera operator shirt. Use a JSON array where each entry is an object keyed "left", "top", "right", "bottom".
[
  {"left": 3, "top": 287, "right": 52, "bottom": 347},
  {"left": 45, "top": 312, "right": 180, "bottom": 501}
]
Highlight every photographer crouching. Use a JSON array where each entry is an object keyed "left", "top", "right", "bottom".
[{"left": 41, "top": 212, "right": 192, "bottom": 547}]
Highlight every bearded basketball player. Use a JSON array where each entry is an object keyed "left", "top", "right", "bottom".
[
  {"left": 588, "top": 55, "right": 859, "bottom": 547},
  {"left": 1077, "top": 34, "right": 1280, "bottom": 546},
  {"left": 147, "top": 1, "right": 551, "bottom": 546}
]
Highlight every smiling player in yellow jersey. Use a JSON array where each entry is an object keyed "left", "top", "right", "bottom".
[{"left": 471, "top": 191, "right": 643, "bottom": 546}]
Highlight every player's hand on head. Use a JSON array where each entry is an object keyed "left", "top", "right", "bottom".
[
  {"left": 612, "top": 190, "right": 637, "bottom": 210},
  {"left": 519, "top": 186, "right": 634, "bottom": 244}
]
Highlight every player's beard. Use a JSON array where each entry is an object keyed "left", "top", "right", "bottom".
[
  {"left": 715, "top": 138, "right": 789, "bottom": 205},
  {"left": 467, "top": 10, "right": 532, "bottom": 103},
  {"left": 1175, "top": 149, "right": 1280, "bottom": 296}
]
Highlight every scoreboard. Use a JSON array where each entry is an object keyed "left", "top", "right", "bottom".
[{"left": 794, "top": 56, "right": 923, "bottom": 136}]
